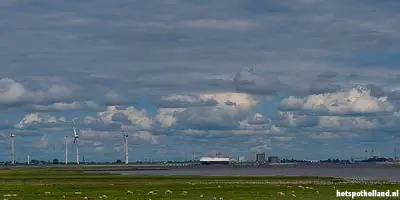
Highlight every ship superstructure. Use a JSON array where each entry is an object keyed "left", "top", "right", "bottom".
[{"left": 200, "top": 154, "right": 230, "bottom": 165}]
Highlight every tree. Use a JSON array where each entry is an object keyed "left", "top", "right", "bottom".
[{"left": 52, "top": 159, "right": 59, "bottom": 164}]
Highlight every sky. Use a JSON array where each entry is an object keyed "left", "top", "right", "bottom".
[{"left": 1, "top": 0, "right": 400, "bottom": 162}]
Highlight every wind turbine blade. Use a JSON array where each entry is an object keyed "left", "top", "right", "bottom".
[{"left": 73, "top": 126, "right": 78, "bottom": 137}]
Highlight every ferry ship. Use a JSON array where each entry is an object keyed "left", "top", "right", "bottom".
[{"left": 200, "top": 154, "right": 230, "bottom": 165}]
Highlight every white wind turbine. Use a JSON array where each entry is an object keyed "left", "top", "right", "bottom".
[
  {"left": 124, "top": 133, "right": 129, "bottom": 165},
  {"left": 64, "top": 136, "right": 68, "bottom": 164},
  {"left": 72, "top": 120, "right": 79, "bottom": 165},
  {"left": 10, "top": 132, "right": 15, "bottom": 165}
]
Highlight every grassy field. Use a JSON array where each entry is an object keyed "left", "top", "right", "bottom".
[{"left": 0, "top": 168, "right": 398, "bottom": 199}]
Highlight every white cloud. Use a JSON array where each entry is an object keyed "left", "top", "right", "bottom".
[
  {"left": 155, "top": 92, "right": 258, "bottom": 129},
  {"left": 93, "top": 106, "right": 153, "bottom": 129},
  {"left": 155, "top": 108, "right": 184, "bottom": 128},
  {"left": 277, "top": 111, "right": 317, "bottom": 127},
  {"left": 0, "top": 78, "right": 25, "bottom": 104},
  {"left": 238, "top": 113, "right": 272, "bottom": 130},
  {"left": 177, "top": 92, "right": 258, "bottom": 128},
  {"left": 199, "top": 92, "right": 257, "bottom": 109},
  {"left": 0, "top": 78, "right": 76, "bottom": 106},
  {"left": 15, "top": 113, "right": 66, "bottom": 128},
  {"left": 32, "top": 101, "right": 100, "bottom": 111},
  {"left": 280, "top": 87, "right": 395, "bottom": 115}
]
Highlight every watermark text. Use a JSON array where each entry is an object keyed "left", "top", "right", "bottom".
[{"left": 336, "top": 190, "right": 399, "bottom": 198}]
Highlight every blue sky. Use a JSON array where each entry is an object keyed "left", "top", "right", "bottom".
[{"left": 1, "top": 0, "right": 400, "bottom": 162}]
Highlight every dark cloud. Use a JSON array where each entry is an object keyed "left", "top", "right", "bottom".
[
  {"left": 224, "top": 101, "right": 237, "bottom": 106},
  {"left": 388, "top": 90, "right": 400, "bottom": 100},
  {"left": 317, "top": 71, "right": 339, "bottom": 79},
  {"left": 309, "top": 81, "right": 342, "bottom": 94},
  {"left": 104, "top": 91, "right": 126, "bottom": 106},
  {"left": 366, "top": 84, "right": 385, "bottom": 97},
  {"left": 111, "top": 113, "right": 130, "bottom": 124},
  {"left": 153, "top": 97, "right": 218, "bottom": 108},
  {"left": 233, "top": 68, "right": 282, "bottom": 95}
]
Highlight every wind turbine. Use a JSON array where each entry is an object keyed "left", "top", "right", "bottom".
[
  {"left": 124, "top": 133, "right": 129, "bottom": 165},
  {"left": 10, "top": 132, "right": 15, "bottom": 165},
  {"left": 72, "top": 120, "right": 79, "bottom": 165},
  {"left": 65, "top": 136, "right": 68, "bottom": 164}
]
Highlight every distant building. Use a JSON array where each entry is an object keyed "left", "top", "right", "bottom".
[
  {"left": 238, "top": 156, "right": 246, "bottom": 162},
  {"left": 268, "top": 156, "right": 279, "bottom": 163},
  {"left": 256, "top": 152, "right": 266, "bottom": 163}
]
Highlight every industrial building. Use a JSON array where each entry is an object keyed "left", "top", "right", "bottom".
[
  {"left": 238, "top": 156, "right": 246, "bottom": 162},
  {"left": 268, "top": 156, "right": 279, "bottom": 163},
  {"left": 256, "top": 152, "right": 266, "bottom": 163}
]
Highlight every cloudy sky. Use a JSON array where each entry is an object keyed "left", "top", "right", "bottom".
[{"left": 1, "top": 0, "right": 400, "bottom": 162}]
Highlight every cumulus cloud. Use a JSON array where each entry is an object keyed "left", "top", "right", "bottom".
[
  {"left": 31, "top": 101, "right": 101, "bottom": 111},
  {"left": 280, "top": 87, "right": 395, "bottom": 115},
  {"left": 0, "top": 78, "right": 76, "bottom": 107},
  {"left": 276, "top": 111, "right": 318, "bottom": 127},
  {"left": 86, "top": 106, "right": 153, "bottom": 130},
  {"left": 233, "top": 68, "right": 281, "bottom": 95},
  {"left": 15, "top": 113, "right": 66, "bottom": 129},
  {"left": 156, "top": 92, "right": 258, "bottom": 130},
  {"left": 238, "top": 113, "right": 272, "bottom": 130},
  {"left": 155, "top": 108, "right": 185, "bottom": 128}
]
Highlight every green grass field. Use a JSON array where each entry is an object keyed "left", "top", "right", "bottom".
[{"left": 0, "top": 168, "right": 398, "bottom": 199}]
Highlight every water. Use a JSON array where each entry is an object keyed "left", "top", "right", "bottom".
[{"left": 105, "top": 167, "right": 400, "bottom": 181}]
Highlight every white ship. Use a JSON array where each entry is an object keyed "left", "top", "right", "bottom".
[{"left": 200, "top": 154, "right": 230, "bottom": 165}]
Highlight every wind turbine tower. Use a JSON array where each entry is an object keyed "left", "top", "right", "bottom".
[
  {"left": 10, "top": 132, "right": 15, "bottom": 165},
  {"left": 65, "top": 136, "right": 68, "bottom": 164},
  {"left": 124, "top": 133, "right": 129, "bottom": 165},
  {"left": 72, "top": 120, "right": 80, "bottom": 165}
]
